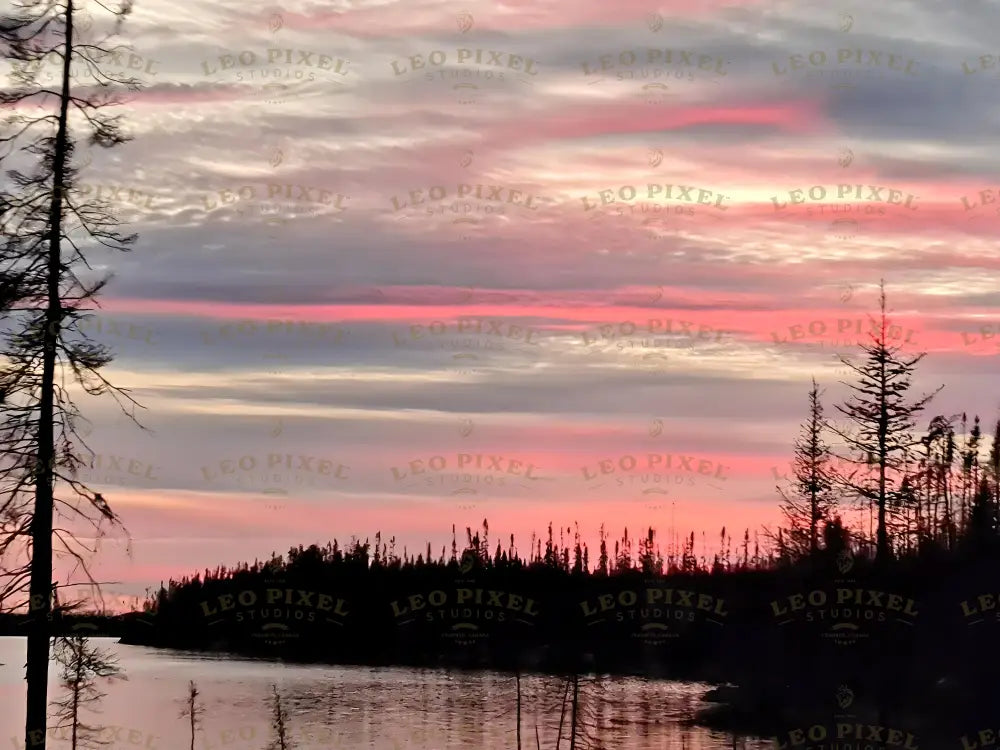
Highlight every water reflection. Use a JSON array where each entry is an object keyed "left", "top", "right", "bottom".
[{"left": 0, "top": 639, "right": 771, "bottom": 750}]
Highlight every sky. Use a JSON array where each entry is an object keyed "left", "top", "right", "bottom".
[{"left": 2, "top": 0, "right": 999, "bottom": 609}]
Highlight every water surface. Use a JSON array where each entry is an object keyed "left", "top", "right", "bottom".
[{"left": 0, "top": 638, "right": 766, "bottom": 750}]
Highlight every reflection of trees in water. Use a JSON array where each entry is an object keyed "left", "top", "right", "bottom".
[{"left": 255, "top": 671, "right": 769, "bottom": 750}]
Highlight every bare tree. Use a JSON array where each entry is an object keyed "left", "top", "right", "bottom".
[
  {"left": 827, "top": 281, "right": 943, "bottom": 564},
  {"left": 178, "top": 680, "right": 204, "bottom": 750},
  {"left": 266, "top": 684, "right": 293, "bottom": 750},
  {"left": 50, "top": 631, "right": 126, "bottom": 750},
  {"left": 0, "top": 2, "right": 144, "bottom": 748}
]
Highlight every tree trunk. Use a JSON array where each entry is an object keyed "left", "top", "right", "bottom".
[
  {"left": 569, "top": 674, "right": 579, "bottom": 750},
  {"left": 515, "top": 669, "right": 521, "bottom": 750},
  {"left": 877, "top": 385, "right": 889, "bottom": 563},
  {"left": 71, "top": 656, "right": 81, "bottom": 750},
  {"left": 556, "top": 676, "right": 570, "bottom": 749},
  {"left": 809, "top": 480, "right": 818, "bottom": 554},
  {"left": 26, "top": 3, "right": 74, "bottom": 747}
]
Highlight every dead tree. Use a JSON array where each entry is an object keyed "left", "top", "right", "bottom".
[{"left": 0, "top": 1, "right": 144, "bottom": 748}]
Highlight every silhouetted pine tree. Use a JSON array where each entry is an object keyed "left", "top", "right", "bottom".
[
  {"left": 774, "top": 379, "right": 836, "bottom": 559},
  {"left": 827, "top": 280, "right": 943, "bottom": 564}
]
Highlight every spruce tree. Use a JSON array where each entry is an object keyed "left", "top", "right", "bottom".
[
  {"left": 776, "top": 378, "right": 836, "bottom": 558},
  {"left": 827, "top": 281, "right": 943, "bottom": 564}
]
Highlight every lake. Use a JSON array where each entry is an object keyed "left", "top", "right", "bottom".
[{"left": 0, "top": 638, "right": 768, "bottom": 750}]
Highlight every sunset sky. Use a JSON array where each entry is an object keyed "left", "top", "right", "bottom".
[{"left": 2, "top": 0, "right": 998, "bottom": 608}]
